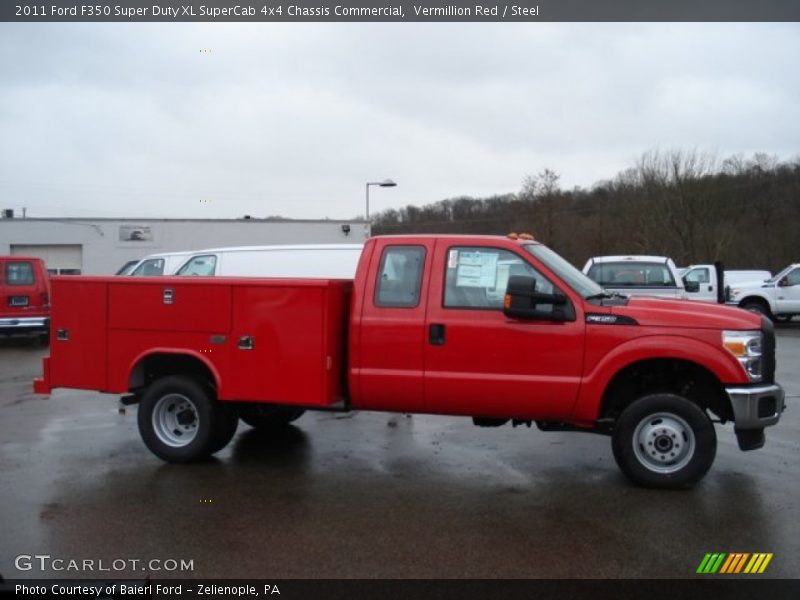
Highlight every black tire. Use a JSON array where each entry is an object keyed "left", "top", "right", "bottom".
[
  {"left": 209, "top": 401, "right": 239, "bottom": 454},
  {"left": 138, "top": 375, "right": 220, "bottom": 463},
  {"left": 239, "top": 403, "right": 305, "bottom": 429},
  {"left": 740, "top": 300, "right": 771, "bottom": 319},
  {"left": 611, "top": 393, "right": 716, "bottom": 489}
]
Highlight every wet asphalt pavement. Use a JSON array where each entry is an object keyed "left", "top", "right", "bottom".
[{"left": 0, "top": 326, "right": 798, "bottom": 580}]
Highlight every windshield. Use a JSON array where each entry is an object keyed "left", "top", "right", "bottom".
[
  {"left": 765, "top": 265, "right": 795, "bottom": 284},
  {"left": 524, "top": 244, "right": 604, "bottom": 298}
]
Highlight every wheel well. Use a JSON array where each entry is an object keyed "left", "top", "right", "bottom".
[
  {"left": 739, "top": 296, "right": 770, "bottom": 310},
  {"left": 129, "top": 353, "right": 216, "bottom": 393},
  {"left": 599, "top": 358, "right": 732, "bottom": 423}
]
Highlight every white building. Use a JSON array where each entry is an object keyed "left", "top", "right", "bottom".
[{"left": 0, "top": 215, "right": 369, "bottom": 275}]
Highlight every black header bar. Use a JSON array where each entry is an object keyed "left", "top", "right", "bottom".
[{"left": 3, "top": 0, "right": 800, "bottom": 22}]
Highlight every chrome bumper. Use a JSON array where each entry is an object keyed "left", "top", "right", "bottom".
[
  {"left": 0, "top": 316, "right": 49, "bottom": 330},
  {"left": 725, "top": 383, "right": 785, "bottom": 430}
]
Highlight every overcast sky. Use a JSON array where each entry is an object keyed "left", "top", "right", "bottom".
[{"left": 0, "top": 22, "right": 798, "bottom": 220}]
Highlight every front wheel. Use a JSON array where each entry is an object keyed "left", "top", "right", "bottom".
[
  {"left": 611, "top": 393, "right": 716, "bottom": 489},
  {"left": 740, "top": 300, "right": 771, "bottom": 319}
]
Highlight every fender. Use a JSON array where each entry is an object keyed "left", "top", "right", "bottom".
[
  {"left": 572, "top": 334, "right": 746, "bottom": 422},
  {"left": 737, "top": 291, "right": 773, "bottom": 307},
  {"left": 123, "top": 347, "right": 223, "bottom": 395}
]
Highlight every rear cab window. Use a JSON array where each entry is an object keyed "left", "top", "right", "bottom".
[
  {"left": 6, "top": 261, "right": 35, "bottom": 285},
  {"left": 588, "top": 262, "right": 676, "bottom": 287},
  {"left": 374, "top": 246, "right": 425, "bottom": 308}
]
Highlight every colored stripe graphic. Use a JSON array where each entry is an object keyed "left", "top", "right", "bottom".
[{"left": 698, "top": 553, "right": 773, "bottom": 574}]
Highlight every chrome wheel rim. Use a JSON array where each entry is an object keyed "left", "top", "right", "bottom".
[
  {"left": 632, "top": 412, "right": 695, "bottom": 474},
  {"left": 152, "top": 393, "right": 199, "bottom": 447}
]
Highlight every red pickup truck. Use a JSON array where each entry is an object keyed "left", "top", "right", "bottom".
[{"left": 34, "top": 235, "right": 785, "bottom": 488}]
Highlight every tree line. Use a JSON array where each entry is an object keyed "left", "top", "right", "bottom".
[{"left": 371, "top": 150, "right": 800, "bottom": 272}]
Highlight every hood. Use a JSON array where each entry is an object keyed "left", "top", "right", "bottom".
[{"left": 614, "top": 296, "right": 761, "bottom": 330}]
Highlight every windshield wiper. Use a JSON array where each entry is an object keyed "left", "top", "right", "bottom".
[{"left": 585, "top": 290, "right": 626, "bottom": 301}]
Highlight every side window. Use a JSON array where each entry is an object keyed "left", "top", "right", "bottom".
[
  {"left": 684, "top": 268, "right": 709, "bottom": 284},
  {"left": 786, "top": 269, "right": 800, "bottom": 287},
  {"left": 444, "top": 247, "right": 554, "bottom": 310},
  {"left": 6, "top": 262, "right": 35, "bottom": 285},
  {"left": 132, "top": 259, "right": 165, "bottom": 276},
  {"left": 177, "top": 255, "right": 217, "bottom": 276},
  {"left": 374, "top": 246, "right": 425, "bottom": 308}
]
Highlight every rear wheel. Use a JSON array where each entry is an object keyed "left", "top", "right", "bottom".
[
  {"left": 239, "top": 403, "right": 305, "bottom": 429},
  {"left": 611, "top": 393, "right": 716, "bottom": 489},
  {"left": 138, "top": 375, "right": 227, "bottom": 462}
]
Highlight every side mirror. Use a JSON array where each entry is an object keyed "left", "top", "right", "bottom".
[
  {"left": 684, "top": 280, "right": 700, "bottom": 293},
  {"left": 778, "top": 278, "right": 789, "bottom": 288},
  {"left": 503, "top": 275, "right": 575, "bottom": 322}
]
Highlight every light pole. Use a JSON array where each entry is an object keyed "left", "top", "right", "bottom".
[{"left": 365, "top": 179, "right": 397, "bottom": 222}]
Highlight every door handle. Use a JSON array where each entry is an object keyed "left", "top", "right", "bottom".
[{"left": 429, "top": 323, "right": 446, "bottom": 346}]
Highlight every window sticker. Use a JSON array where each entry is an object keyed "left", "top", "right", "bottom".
[{"left": 455, "top": 251, "right": 498, "bottom": 288}]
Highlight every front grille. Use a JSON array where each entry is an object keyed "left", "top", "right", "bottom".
[{"left": 761, "top": 316, "right": 776, "bottom": 384}]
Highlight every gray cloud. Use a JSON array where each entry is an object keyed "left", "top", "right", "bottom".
[{"left": 0, "top": 22, "right": 798, "bottom": 219}]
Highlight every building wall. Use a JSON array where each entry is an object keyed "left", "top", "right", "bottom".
[{"left": 0, "top": 218, "right": 370, "bottom": 275}]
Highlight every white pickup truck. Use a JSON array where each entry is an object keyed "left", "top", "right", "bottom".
[
  {"left": 582, "top": 255, "right": 686, "bottom": 299},
  {"left": 680, "top": 265, "right": 772, "bottom": 304},
  {"left": 727, "top": 263, "right": 800, "bottom": 322}
]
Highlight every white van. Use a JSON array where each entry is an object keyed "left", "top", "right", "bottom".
[
  {"left": 128, "top": 251, "right": 196, "bottom": 276},
  {"left": 175, "top": 244, "right": 364, "bottom": 279}
]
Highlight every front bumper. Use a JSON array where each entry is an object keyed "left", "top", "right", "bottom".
[
  {"left": 0, "top": 316, "right": 49, "bottom": 331},
  {"left": 725, "top": 383, "right": 785, "bottom": 430}
]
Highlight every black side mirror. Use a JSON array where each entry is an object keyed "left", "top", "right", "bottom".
[
  {"left": 503, "top": 275, "right": 575, "bottom": 322},
  {"left": 684, "top": 280, "right": 700, "bottom": 293},
  {"left": 778, "top": 278, "right": 789, "bottom": 288}
]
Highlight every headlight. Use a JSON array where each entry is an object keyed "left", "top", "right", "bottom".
[{"left": 723, "top": 330, "right": 763, "bottom": 381}]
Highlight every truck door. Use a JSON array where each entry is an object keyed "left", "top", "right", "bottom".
[
  {"left": 354, "top": 240, "right": 433, "bottom": 413},
  {"left": 775, "top": 267, "right": 800, "bottom": 314},
  {"left": 423, "top": 242, "right": 585, "bottom": 420},
  {"left": 683, "top": 266, "right": 716, "bottom": 303}
]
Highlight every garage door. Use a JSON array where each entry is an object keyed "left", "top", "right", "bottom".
[{"left": 11, "top": 244, "right": 83, "bottom": 275}]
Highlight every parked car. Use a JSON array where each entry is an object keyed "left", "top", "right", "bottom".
[
  {"left": 680, "top": 265, "right": 772, "bottom": 304},
  {"left": 175, "top": 244, "right": 364, "bottom": 278},
  {"left": 128, "top": 251, "right": 196, "bottom": 276},
  {"left": 583, "top": 255, "right": 686, "bottom": 299},
  {"left": 727, "top": 263, "right": 800, "bottom": 322},
  {"left": 0, "top": 255, "right": 50, "bottom": 343}
]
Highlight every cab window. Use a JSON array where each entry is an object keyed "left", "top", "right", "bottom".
[
  {"left": 786, "top": 269, "right": 800, "bottom": 286},
  {"left": 177, "top": 255, "right": 217, "bottom": 276},
  {"left": 684, "top": 267, "right": 709, "bottom": 284},
  {"left": 374, "top": 246, "right": 425, "bottom": 308},
  {"left": 443, "top": 247, "right": 554, "bottom": 311}
]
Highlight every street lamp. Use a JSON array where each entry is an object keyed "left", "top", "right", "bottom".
[{"left": 365, "top": 179, "right": 397, "bottom": 222}]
